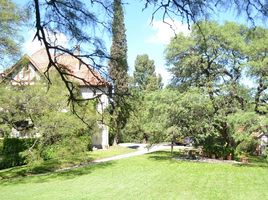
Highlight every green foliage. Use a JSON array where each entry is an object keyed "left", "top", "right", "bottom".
[
  {"left": 164, "top": 21, "right": 268, "bottom": 156},
  {"left": 0, "top": 0, "right": 26, "bottom": 67},
  {"left": 0, "top": 138, "right": 34, "bottom": 169},
  {"left": 264, "top": 148, "right": 268, "bottom": 159},
  {"left": 236, "top": 137, "right": 259, "bottom": 155},
  {"left": 0, "top": 73, "right": 97, "bottom": 167},
  {"left": 40, "top": 136, "right": 91, "bottom": 161},
  {"left": 0, "top": 138, "right": 3, "bottom": 154},
  {"left": 108, "top": 0, "right": 130, "bottom": 144},
  {"left": 201, "top": 135, "right": 235, "bottom": 158},
  {"left": 227, "top": 112, "right": 265, "bottom": 142},
  {"left": 167, "top": 88, "right": 215, "bottom": 140},
  {"left": 166, "top": 22, "right": 247, "bottom": 92},
  {"left": 246, "top": 27, "right": 268, "bottom": 114},
  {"left": 122, "top": 54, "right": 163, "bottom": 143},
  {"left": 133, "top": 54, "right": 162, "bottom": 91},
  {"left": 123, "top": 21, "right": 268, "bottom": 159}
]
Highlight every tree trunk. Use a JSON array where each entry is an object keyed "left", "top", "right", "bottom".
[
  {"left": 255, "top": 78, "right": 267, "bottom": 114},
  {"left": 113, "top": 137, "right": 118, "bottom": 146},
  {"left": 171, "top": 133, "right": 175, "bottom": 155},
  {"left": 113, "top": 127, "right": 119, "bottom": 146},
  {"left": 171, "top": 140, "right": 174, "bottom": 155}
]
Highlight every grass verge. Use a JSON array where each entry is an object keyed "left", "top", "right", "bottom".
[
  {"left": 0, "top": 146, "right": 135, "bottom": 180},
  {"left": 0, "top": 151, "right": 268, "bottom": 200}
]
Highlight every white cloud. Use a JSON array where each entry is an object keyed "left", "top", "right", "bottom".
[
  {"left": 155, "top": 66, "right": 171, "bottom": 86},
  {"left": 146, "top": 19, "right": 191, "bottom": 45},
  {"left": 23, "top": 31, "right": 68, "bottom": 55}
]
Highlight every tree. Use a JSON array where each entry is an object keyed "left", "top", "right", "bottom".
[
  {"left": 26, "top": 0, "right": 268, "bottom": 101},
  {"left": 144, "top": 0, "right": 268, "bottom": 26},
  {"left": 166, "top": 21, "right": 249, "bottom": 112},
  {"left": 122, "top": 55, "right": 162, "bottom": 143},
  {"left": 0, "top": 74, "right": 97, "bottom": 165},
  {"left": 25, "top": 0, "right": 113, "bottom": 103},
  {"left": 122, "top": 88, "right": 180, "bottom": 144},
  {"left": 246, "top": 27, "right": 268, "bottom": 114},
  {"left": 133, "top": 54, "right": 162, "bottom": 91},
  {"left": 0, "top": 0, "right": 25, "bottom": 68},
  {"left": 108, "top": 0, "right": 130, "bottom": 145},
  {"left": 164, "top": 21, "right": 267, "bottom": 157}
]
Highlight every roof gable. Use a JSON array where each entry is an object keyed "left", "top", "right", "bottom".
[
  {"left": 4, "top": 55, "right": 39, "bottom": 76},
  {"left": 3, "top": 49, "right": 107, "bottom": 87}
]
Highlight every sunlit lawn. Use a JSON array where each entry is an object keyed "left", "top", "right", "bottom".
[
  {"left": 0, "top": 146, "right": 135, "bottom": 180},
  {"left": 89, "top": 145, "right": 136, "bottom": 160},
  {"left": 1, "top": 151, "right": 268, "bottom": 200}
]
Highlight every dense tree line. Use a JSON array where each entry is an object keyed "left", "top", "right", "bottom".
[
  {"left": 1, "top": 0, "right": 268, "bottom": 165},
  {"left": 122, "top": 22, "right": 268, "bottom": 158}
]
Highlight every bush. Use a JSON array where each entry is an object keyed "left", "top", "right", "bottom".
[
  {"left": 40, "top": 136, "right": 92, "bottom": 161},
  {"left": 0, "top": 138, "right": 35, "bottom": 169},
  {"left": 200, "top": 135, "right": 235, "bottom": 159},
  {"left": 0, "top": 138, "right": 3, "bottom": 155},
  {"left": 236, "top": 137, "right": 259, "bottom": 155},
  {"left": 264, "top": 148, "right": 268, "bottom": 159}
]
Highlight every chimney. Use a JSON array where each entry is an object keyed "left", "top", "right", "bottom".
[
  {"left": 74, "top": 45, "right": 82, "bottom": 70},
  {"left": 74, "top": 45, "right": 80, "bottom": 55}
]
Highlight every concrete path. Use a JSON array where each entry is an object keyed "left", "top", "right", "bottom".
[
  {"left": 93, "top": 144, "right": 191, "bottom": 163},
  {"left": 56, "top": 144, "right": 190, "bottom": 172}
]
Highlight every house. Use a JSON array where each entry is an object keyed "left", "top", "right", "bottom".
[{"left": 1, "top": 48, "right": 110, "bottom": 149}]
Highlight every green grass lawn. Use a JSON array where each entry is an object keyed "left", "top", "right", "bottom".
[
  {"left": 1, "top": 151, "right": 268, "bottom": 200},
  {"left": 89, "top": 145, "right": 136, "bottom": 160},
  {"left": 0, "top": 146, "right": 135, "bottom": 180}
]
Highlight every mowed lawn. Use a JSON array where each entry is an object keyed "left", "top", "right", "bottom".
[{"left": 1, "top": 151, "right": 268, "bottom": 200}]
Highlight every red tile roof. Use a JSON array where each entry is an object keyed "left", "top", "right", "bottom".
[{"left": 30, "top": 49, "right": 107, "bottom": 86}]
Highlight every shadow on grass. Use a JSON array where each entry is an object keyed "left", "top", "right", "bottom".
[
  {"left": 233, "top": 156, "right": 268, "bottom": 168},
  {"left": 147, "top": 150, "right": 183, "bottom": 162},
  {"left": 148, "top": 151, "right": 268, "bottom": 169},
  {"left": 0, "top": 159, "right": 114, "bottom": 186}
]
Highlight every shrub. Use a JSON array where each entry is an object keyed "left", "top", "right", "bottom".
[
  {"left": 236, "top": 137, "right": 259, "bottom": 155},
  {"left": 264, "top": 148, "right": 268, "bottom": 159},
  {"left": 0, "top": 138, "right": 3, "bottom": 155},
  {"left": 0, "top": 138, "right": 35, "bottom": 169},
  {"left": 40, "top": 135, "right": 92, "bottom": 162}
]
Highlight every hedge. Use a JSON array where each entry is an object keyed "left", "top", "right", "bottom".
[{"left": 0, "top": 138, "right": 35, "bottom": 169}]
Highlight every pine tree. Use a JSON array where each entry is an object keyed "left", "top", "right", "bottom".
[
  {"left": 0, "top": 0, "right": 24, "bottom": 68},
  {"left": 109, "top": 0, "right": 129, "bottom": 145},
  {"left": 133, "top": 54, "right": 162, "bottom": 91}
]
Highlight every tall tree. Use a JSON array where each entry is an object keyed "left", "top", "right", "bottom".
[
  {"left": 109, "top": 0, "right": 129, "bottom": 145},
  {"left": 133, "top": 54, "right": 162, "bottom": 91},
  {"left": 144, "top": 0, "right": 268, "bottom": 26},
  {"left": 123, "top": 54, "right": 162, "bottom": 143},
  {"left": 25, "top": 0, "right": 268, "bottom": 100},
  {"left": 247, "top": 27, "right": 268, "bottom": 114},
  {"left": 27, "top": 0, "right": 112, "bottom": 103},
  {"left": 0, "top": 0, "right": 24, "bottom": 68},
  {"left": 165, "top": 21, "right": 258, "bottom": 156},
  {"left": 165, "top": 21, "right": 248, "bottom": 112}
]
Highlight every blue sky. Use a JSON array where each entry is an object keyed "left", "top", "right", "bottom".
[
  {"left": 12, "top": 0, "right": 191, "bottom": 85},
  {"left": 10, "top": 0, "right": 266, "bottom": 85}
]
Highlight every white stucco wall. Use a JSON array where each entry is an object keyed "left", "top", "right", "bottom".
[
  {"left": 80, "top": 86, "right": 109, "bottom": 113},
  {"left": 80, "top": 86, "right": 109, "bottom": 149},
  {"left": 261, "top": 135, "right": 268, "bottom": 146},
  {"left": 11, "top": 63, "right": 40, "bottom": 85}
]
